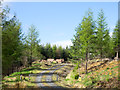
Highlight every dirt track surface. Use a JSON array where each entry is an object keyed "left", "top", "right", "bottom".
[{"left": 36, "top": 64, "right": 67, "bottom": 89}]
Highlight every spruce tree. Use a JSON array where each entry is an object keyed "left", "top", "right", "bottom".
[
  {"left": 96, "top": 9, "right": 110, "bottom": 59},
  {"left": 71, "top": 9, "right": 95, "bottom": 74},
  {"left": 1, "top": 6, "right": 23, "bottom": 75},
  {"left": 26, "top": 24, "right": 40, "bottom": 65},
  {"left": 52, "top": 45, "right": 57, "bottom": 59},
  {"left": 112, "top": 20, "right": 120, "bottom": 59},
  {"left": 80, "top": 9, "right": 95, "bottom": 74}
]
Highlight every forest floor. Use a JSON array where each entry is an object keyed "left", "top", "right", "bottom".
[{"left": 2, "top": 58, "right": 120, "bottom": 89}]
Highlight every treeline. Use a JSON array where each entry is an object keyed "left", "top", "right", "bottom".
[
  {"left": 38, "top": 44, "right": 70, "bottom": 60},
  {"left": 70, "top": 9, "right": 120, "bottom": 73},
  {"left": 1, "top": 6, "right": 69, "bottom": 76}
]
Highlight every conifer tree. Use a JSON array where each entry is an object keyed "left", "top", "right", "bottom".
[
  {"left": 112, "top": 20, "right": 120, "bottom": 59},
  {"left": 1, "top": 6, "right": 23, "bottom": 75},
  {"left": 52, "top": 45, "right": 57, "bottom": 59},
  {"left": 26, "top": 24, "right": 40, "bottom": 65},
  {"left": 71, "top": 9, "right": 95, "bottom": 74},
  {"left": 96, "top": 9, "right": 110, "bottom": 59}
]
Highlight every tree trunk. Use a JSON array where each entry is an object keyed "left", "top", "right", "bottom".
[
  {"left": 116, "top": 50, "right": 118, "bottom": 60},
  {"left": 101, "top": 48, "right": 102, "bottom": 61},
  {"left": 30, "top": 44, "right": 32, "bottom": 65},
  {"left": 12, "top": 64, "right": 13, "bottom": 73},
  {"left": 78, "top": 61, "right": 80, "bottom": 76},
  {"left": 85, "top": 52, "right": 88, "bottom": 74}
]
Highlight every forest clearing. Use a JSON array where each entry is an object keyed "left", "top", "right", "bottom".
[
  {"left": 2, "top": 58, "right": 120, "bottom": 89},
  {"left": 1, "top": 2, "right": 120, "bottom": 89}
]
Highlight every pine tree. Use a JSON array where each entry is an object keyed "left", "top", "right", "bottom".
[
  {"left": 112, "top": 20, "right": 120, "bottom": 59},
  {"left": 71, "top": 9, "right": 95, "bottom": 74},
  {"left": 52, "top": 45, "right": 57, "bottom": 59},
  {"left": 80, "top": 9, "right": 95, "bottom": 74},
  {"left": 70, "top": 24, "right": 83, "bottom": 59},
  {"left": 96, "top": 9, "right": 110, "bottom": 59},
  {"left": 1, "top": 6, "right": 23, "bottom": 75},
  {"left": 56, "top": 46, "right": 63, "bottom": 59},
  {"left": 26, "top": 24, "right": 40, "bottom": 65},
  {"left": 45, "top": 43, "right": 53, "bottom": 59}
]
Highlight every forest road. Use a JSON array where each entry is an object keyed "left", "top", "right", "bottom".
[{"left": 36, "top": 63, "right": 67, "bottom": 89}]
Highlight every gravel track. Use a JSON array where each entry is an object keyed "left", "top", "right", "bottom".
[{"left": 36, "top": 64, "right": 66, "bottom": 88}]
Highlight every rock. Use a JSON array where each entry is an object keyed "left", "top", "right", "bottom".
[
  {"left": 56, "top": 59, "right": 64, "bottom": 63},
  {"left": 47, "top": 59, "right": 54, "bottom": 62},
  {"left": 41, "top": 60, "right": 47, "bottom": 63}
]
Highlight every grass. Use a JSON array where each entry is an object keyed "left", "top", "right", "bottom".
[
  {"left": 53, "top": 64, "right": 74, "bottom": 88},
  {"left": 3, "top": 59, "right": 119, "bottom": 88},
  {"left": 2, "top": 60, "right": 59, "bottom": 88},
  {"left": 67, "top": 59, "right": 119, "bottom": 88}
]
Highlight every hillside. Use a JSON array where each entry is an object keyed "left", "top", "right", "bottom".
[{"left": 61, "top": 59, "right": 120, "bottom": 88}]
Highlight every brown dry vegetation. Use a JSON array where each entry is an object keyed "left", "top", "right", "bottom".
[{"left": 63, "top": 59, "right": 120, "bottom": 88}]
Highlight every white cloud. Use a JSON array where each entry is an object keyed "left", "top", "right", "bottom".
[
  {"left": 109, "top": 25, "right": 115, "bottom": 37},
  {"left": 51, "top": 40, "right": 73, "bottom": 48},
  {"left": 109, "top": 32, "right": 113, "bottom": 37}
]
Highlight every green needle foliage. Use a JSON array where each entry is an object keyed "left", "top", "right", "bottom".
[
  {"left": 96, "top": 9, "right": 110, "bottom": 59},
  {"left": 70, "top": 8, "right": 119, "bottom": 74},
  {"left": 2, "top": 6, "right": 24, "bottom": 75},
  {"left": 71, "top": 9, "right": 96, "bottom": 74},
  {"left": 112, "top": 20, "right": 120, "bottom": 58},
  {"left": 25, "top": 24, "right": 40, "bottom": 65}
]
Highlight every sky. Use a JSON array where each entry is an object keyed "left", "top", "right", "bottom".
[{"left": 2, "top": 1, "right": 118, "bottom": 48}]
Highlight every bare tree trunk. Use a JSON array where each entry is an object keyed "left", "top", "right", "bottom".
[
  {"left": 101, "top": 48, "right": 102, "bottom": 61},
  {"left": 30, "top": 44, "right": 32, "bottom": 65},
  {"left": 116, "top": 50, "right": 118, "bottom": 60},
  {"left": 85, "top": 52, "right": 88, "bottom": 74}
]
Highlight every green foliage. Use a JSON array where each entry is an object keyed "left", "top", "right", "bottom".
[
  {"left": 16, "top": 75, "right": 21, "bottom": 81},
  {"left": 52, "top": 61, "right": 57, "bottom": 64},
  {"left": 75, "top": 74, "right": 79, "bottom": 79},
  {"left": 112, "top": 20, "right": 120, "bottom": 58},
  {"left": 45, "top": 43, "right": 53, "bottom": 59},
  {"left": 10, "top": 72, "right": 21, "bottom": 76},
  {"left": 65, "top": 79, "right": 70, "bottom": 81},
  {"left": 37, "top": 44, "right": 69, "bottom": 60},
  {"left": 74, "top": 61, "right": 79, "bottom": 70},
  {"left": 70, "top": 64, "right": 79, "bottom": 80},
  {"left": 96, "top": 9, "right": 111, "bottom": 58},
  {"left": 25, "top": 24, "right": 40, "bottom": 65},
  {"left": 71, "top": 9, "right": 96, "bottom": 74},
  {"left": 52, "top": 45, "right": 57, "bottom": 59},
  {"left": 2, "top": 6, "right": 24, "bottom": 75}
]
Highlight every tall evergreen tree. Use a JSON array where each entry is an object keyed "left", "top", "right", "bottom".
[
  {"left": 112, "top": 20, "right": 120, "bottom": 59},
  {"left": 79, "top": 9, "right": 95, "bottom": 74},
  {"left": 96, "top": 9, "right": 110, "bottom": 59},
  {"left": 70, "top": 24, "right": 83, "bottom": 59},
  {"left": 1, "top": 6, "right": 23, "bottom": 75},
  {"left": 26, "top": 24, "right": 40, "bottom": 65},
  {"left": 71, "top": 9, "right": 95, "bottom": 74}
]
